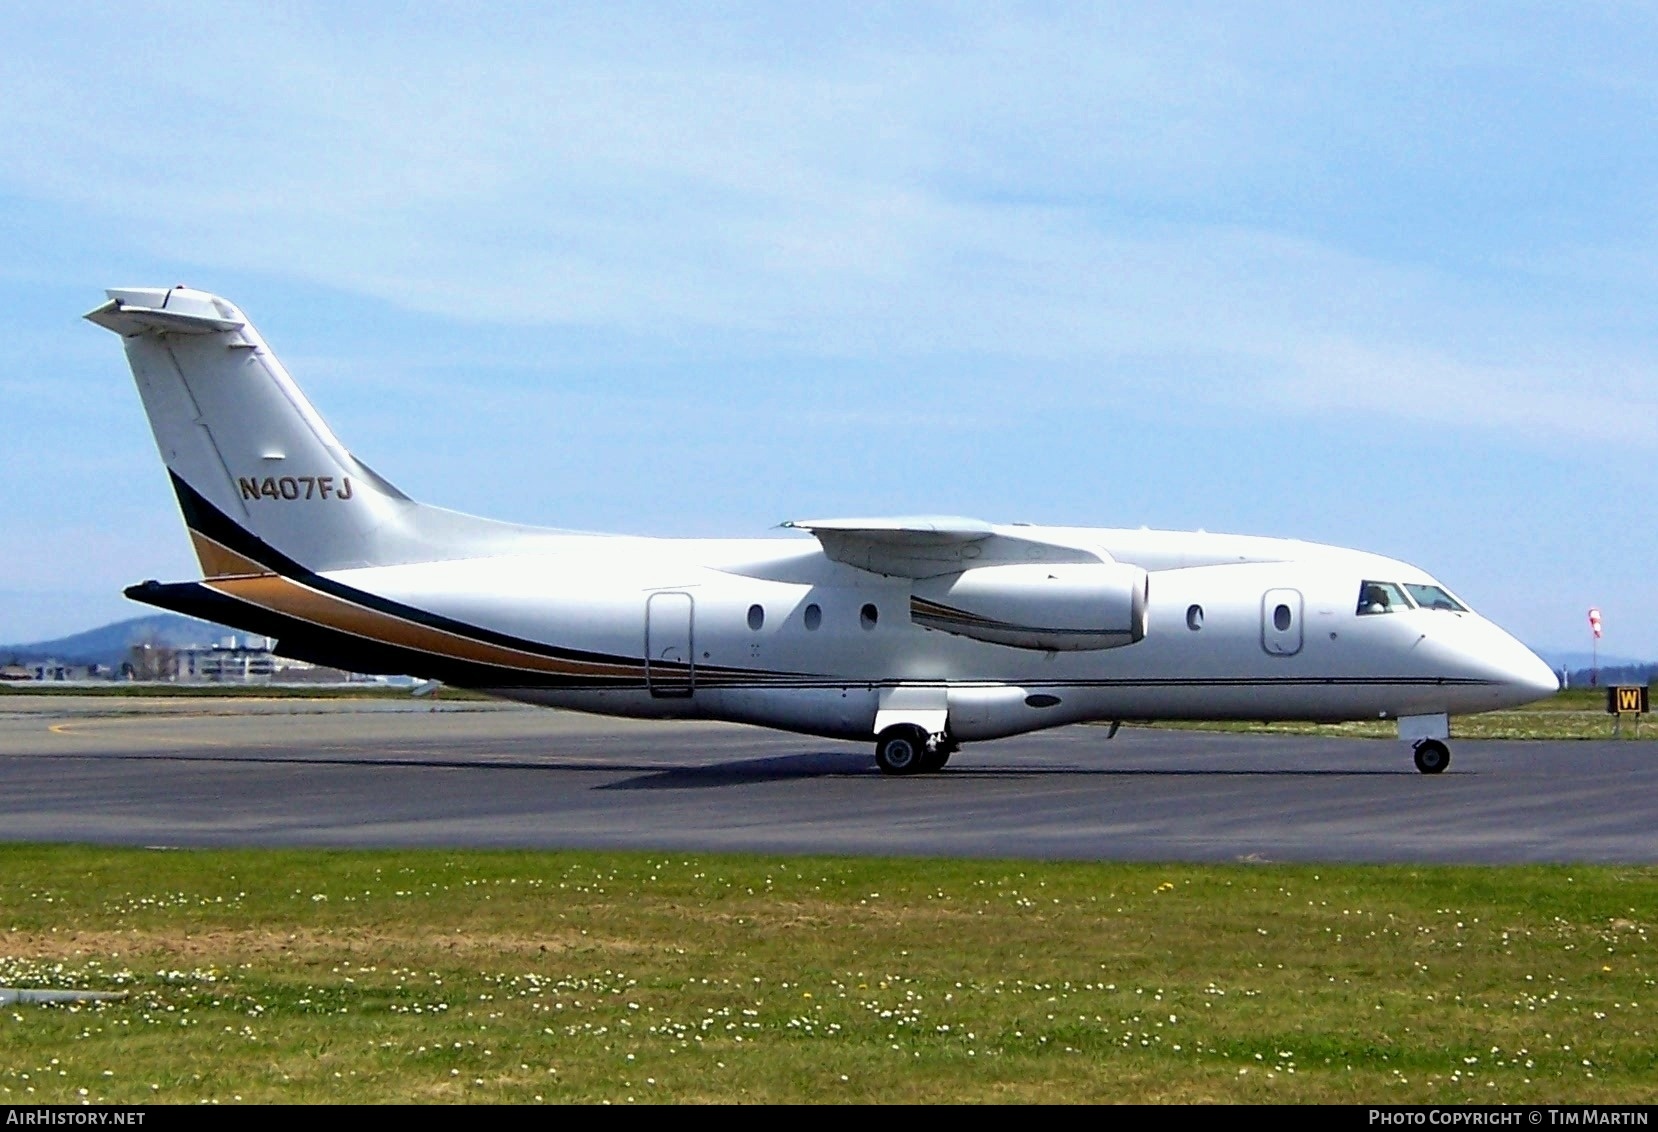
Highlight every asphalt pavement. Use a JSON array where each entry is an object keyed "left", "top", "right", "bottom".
[{"left": 1, "top": 695, "right": 1652, "bottom": 862}]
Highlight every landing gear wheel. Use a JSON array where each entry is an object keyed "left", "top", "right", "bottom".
[
  {"left": 920, "top": 738, "right": 956, "bottom": 773},
  {"left": 875, "top": 725, "right": 930, "bottom": 776},
  {"left": 1413, "top": 739, "right": 1450, "bottom": 775}
]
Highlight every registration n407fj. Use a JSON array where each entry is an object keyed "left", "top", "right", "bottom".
[{"left": 88, "top": 287, "right": 1559, "bottom": 775}]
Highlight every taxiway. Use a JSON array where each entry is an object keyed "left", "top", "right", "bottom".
[{"left": 0, "top": 695, "right": 1652, "bottom": 862}]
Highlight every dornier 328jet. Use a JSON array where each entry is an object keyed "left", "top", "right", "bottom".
[{"left": 87, "top": 286, "right": 1559, "bottom": 776}]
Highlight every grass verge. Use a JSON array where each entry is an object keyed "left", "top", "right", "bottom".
[{"left": 1, "top": 848, "right": 1653, "bottom": 1103}]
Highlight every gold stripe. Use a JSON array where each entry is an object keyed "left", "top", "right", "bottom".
[
  {"left": 189, "top": 531, "right": 272, "bottom": 579},
  {"left": 204, "top": 574, "right": 642, "bottom": 679}
]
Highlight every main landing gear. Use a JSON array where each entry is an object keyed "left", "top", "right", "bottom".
[
  {"left": 874, "top": 725, "right": 958, "bottom": 776},
  {"left": 1412, "top": 738, "right": 1450, "bottom": 775}
]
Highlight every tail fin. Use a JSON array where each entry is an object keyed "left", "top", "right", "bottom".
[{"left": 87, "top": 286, "right": 535, "bottom": 577}]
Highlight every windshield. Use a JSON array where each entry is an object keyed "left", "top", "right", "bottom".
[
  {"left": 1357, "top": 580, "right": 1471, "bottom": 615},
  {"left": 1356, "top": 581, "right": 1411, "bottom": 615},
  {"left": 1404, "top": 583, "right": 1467, "bottom": 612}
]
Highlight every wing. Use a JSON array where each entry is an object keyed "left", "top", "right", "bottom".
[{"left": 782, "top": 515, "right": 1107, "bottom": 579}]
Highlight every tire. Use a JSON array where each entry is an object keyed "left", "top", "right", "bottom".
[
  {"left": 920, "top": 743, "right": 954, "bottom": 773},
  {"left": 1413, "top": 739, "right": 1450, "bottom": 775},
  {"left": 875, "top": 725, "right": 929, "bottom": 776}
]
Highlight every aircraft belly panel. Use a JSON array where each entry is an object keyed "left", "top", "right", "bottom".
[{"left": 696, "top": 687, "right": 879, "bottom": 740}]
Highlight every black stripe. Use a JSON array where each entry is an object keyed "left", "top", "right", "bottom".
[
  {"left": 168, "top": 472, "right": 637, "bottom": 666},
  {"left": 166, "top": 472, "right": 807, "bottom": 682},
  {"left": 125, "top": 580, "right": 644, "bottom": 689}
]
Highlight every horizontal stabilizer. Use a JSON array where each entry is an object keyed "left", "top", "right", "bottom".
[{"left": 85, "top": 288, "right": 246, "bottom": 337}]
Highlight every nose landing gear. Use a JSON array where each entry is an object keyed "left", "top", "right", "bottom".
[{"left": 1412, "top": 738, "right": 1450, "bottom": 774}]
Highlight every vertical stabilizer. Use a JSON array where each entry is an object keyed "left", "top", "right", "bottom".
[{"left": 87, "top": 286, "right": 409, "bottom": 575}]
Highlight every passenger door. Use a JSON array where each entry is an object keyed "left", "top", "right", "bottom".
[{"left": 645, "top": 592, "right": 695, "bottom": 697}]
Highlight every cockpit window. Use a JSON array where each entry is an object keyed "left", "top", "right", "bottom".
[
  {"left": 1404, "top": 583, "right": 1467, "bottom": 612},
  {"left": 1357, "top": 581, "right": 1411, "bottom": 615}
]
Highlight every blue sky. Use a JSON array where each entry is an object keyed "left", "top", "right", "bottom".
[{"left": 2, "top": 3, "right": 1654, "bottom": 655}]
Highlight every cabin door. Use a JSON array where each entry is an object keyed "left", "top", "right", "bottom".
[
  {"left": 645, "top": 591, "right": 695, "bottom": 697},
  {"left": 1260, "top": 588, "right": 1303, "bottom": 657}
]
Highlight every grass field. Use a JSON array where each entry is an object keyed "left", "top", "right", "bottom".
[{"left": 1, "top": 848, "right": 1653, "bottom": 1104}]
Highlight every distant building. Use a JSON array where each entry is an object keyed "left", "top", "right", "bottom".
[
  {"left": 175, "top": 637, "right": 279, "bottom": 683},
  {"left": 12, "top": 660, "right": 107, "bottom": 682},
  {"left": 167, "top": 636, "right": 377, "bottom": 685}
]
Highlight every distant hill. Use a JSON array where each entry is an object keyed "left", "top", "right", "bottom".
[
  {"left": 1535, "top": 650, "right": 1651, "bottom": 672},
  {"left": 0, "top": 614, "right": 243, "bottom": 669},
  {"left": 1534, "top": 650, "right": 1655, "bottom": 689},
  {"left": 1560, "top": 665, "right": 1655, "bottom": 689}
]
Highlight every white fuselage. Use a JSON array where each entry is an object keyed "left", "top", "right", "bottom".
[{"left": 320, "top": 525, "right": 1557, "bottom": 742}]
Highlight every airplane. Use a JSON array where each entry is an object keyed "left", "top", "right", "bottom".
[{"left": 86, "top": 286, "right": 1560, "bottom": 776}]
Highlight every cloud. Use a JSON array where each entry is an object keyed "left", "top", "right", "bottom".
[
  {"left": 1279, "top": 337, "right": 1658, "bottom": 445},
  {"left": 4, "top": 5, "right": 1658, "bottom": 649},
  {"left": 4, "top": 4, "right": 1657, "bottom": 443}
]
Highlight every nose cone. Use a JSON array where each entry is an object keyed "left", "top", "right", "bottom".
[
  {"left": 1422, "top": 616, "right": 1560, "bottom": 711},
  {"left": 1484, "top": 631, "right": 1560, "bottom": 707},
  {"left": 1508, "top": 643, "right": 1561, "bottom": 703}
]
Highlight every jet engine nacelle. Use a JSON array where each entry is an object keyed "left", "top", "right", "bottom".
[{"left": 909, "top": 562, "right": 1149, "bottom": 651}]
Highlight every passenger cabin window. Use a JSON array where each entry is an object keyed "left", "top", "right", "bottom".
[
  {"left": 1404, "top": 583, "right": 1467, "bottom": 612},
  {"left": 1186, "top": 604, "right": 1203, "bottom": 630},
  {"left": 804, "top": 603, "right": 822, "bottom": 631},
  {"left": 747, "top": 604, "right": 765, "bottom": 631},
  {"left": 860, "top": 603, "right": 879, "bottom": 630},
  {"left": 1356, "top": 581, "right": 1411, "bottom": 615}
]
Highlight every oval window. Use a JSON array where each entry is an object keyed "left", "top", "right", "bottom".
[
  {"left": 804, "top": 603, "right": 822, "bottom": 631},
  {"left": 1186, "top": 604, "right": 1204, "bottom": 631},
  {"left": 747, "top": 604, "right": 765, "bottom": 631},
  {"left": 1273, "top": 603, "right": 1292, "bottom": 632},
  {"left": 860, "top": 603, "right": 878, "bottom": 630}
]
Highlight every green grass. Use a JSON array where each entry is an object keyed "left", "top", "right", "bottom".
[{"left": 1, "top": 848, "right": 1653, "bottom": 1103}]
